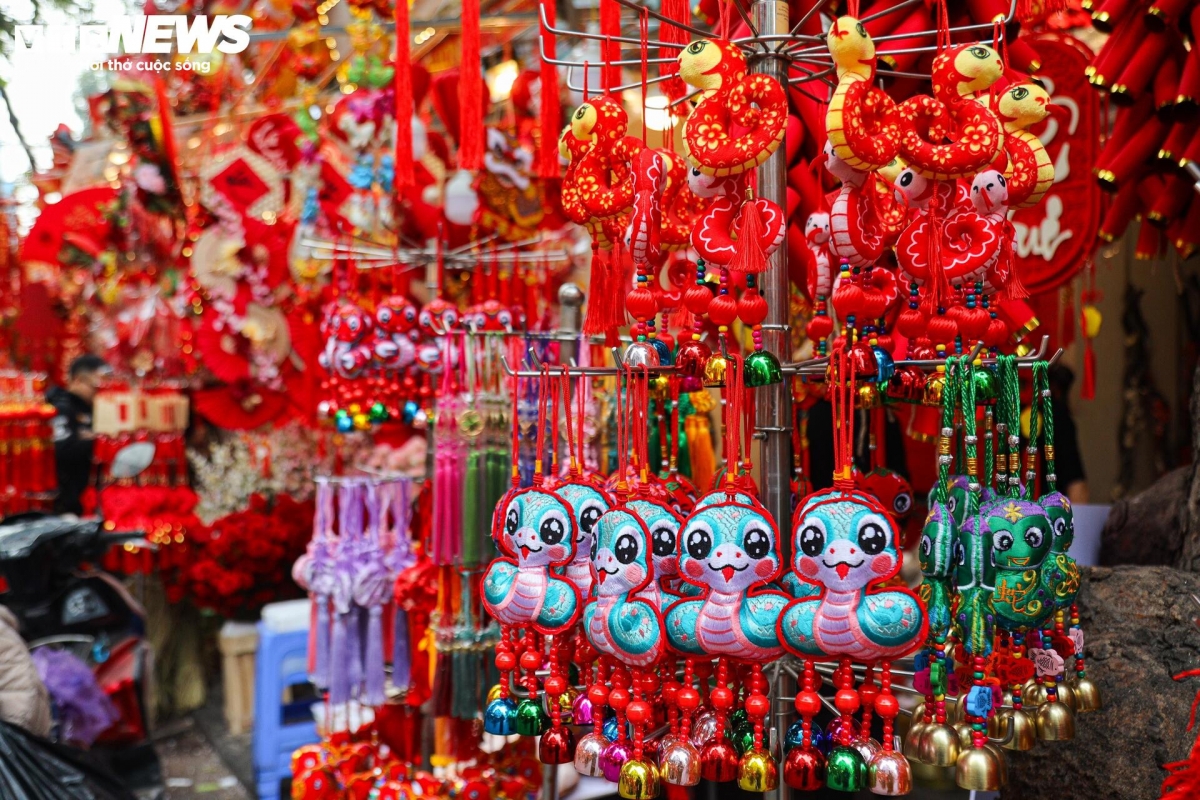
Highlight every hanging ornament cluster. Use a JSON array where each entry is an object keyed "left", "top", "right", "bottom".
[
  {"left": 1086, "top": 0, "right": 1200, "bottom": 257},
  {"left": 804, "top": 12, "right": 1058, "bottom": 379}
]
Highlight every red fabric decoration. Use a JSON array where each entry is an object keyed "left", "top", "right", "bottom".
[
  {"left": 459, "top": 0, "right": 484, "bottom": 170},
  {"left": 600, "top": 0, "right": 622, "bottom": 92},
  {"left": 394, "top": 0, "right": 415, "bottom": 193},
  {"left": 659, "top": 0, "right": 690, "bottom": 100},
  {"left": 538, "top": 0, "right": 562, "bottom": 178},
  {"left": 728, "top": 200, "right": 769, "bottom": 274}
]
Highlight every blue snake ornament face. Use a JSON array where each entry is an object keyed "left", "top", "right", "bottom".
[
  {"left": 779, "top": 489, "right": 925, "bottom": 661},
  {"left": 626, "top": 498, "right": 684, "bottom": 588},
  {"left": 499, "top": 489, "right": 577, "bottom": 568},
  {"left": 793, "top": 491, "right": 900, "bottom": 592},
  {"left": 591, "top": 508, "right": 654, "bottom": 597},
  {"left": 679, "top": 501, "right": 782, "bottom": 593},
  {"left": 555, "top": 482, "right": 611, "bottom": 562}
]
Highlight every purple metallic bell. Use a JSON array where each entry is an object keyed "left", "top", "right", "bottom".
[
  {"left": 572, "top": 693, "right": 595, "bottom": 726},
  {"left": 601, "top": 740, "right": 633, "bottom": 783}
]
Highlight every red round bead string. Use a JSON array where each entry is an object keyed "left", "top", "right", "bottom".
[
  {"left": 746, "top": 663, "right": 769, "bottom": 753},
  {"left": 794, "top": 659, "right": 821, "bottom": 749},
  {"left": 833, "top": 658, "right": 860, "bottom": 747},
  {"left": 876, "top": 661, "right": 898, "bottom": 753},
  {"left": 858, "top": 662, "right": 877, "bottom": 742}
]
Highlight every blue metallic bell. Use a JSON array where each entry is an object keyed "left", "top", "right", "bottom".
[
  {"left": 872, "top": 346, "right": 895, "bottom": 383},
  {"left": 401, "top": 399, "right": 419, "bottom": 424},
  {"left": 650, "top": 337, "right": 673, "bottom": 365},
  {"left": 484, "top": 697, "right": 518, "bottom": 735},
  {"left": 785, "top": 720, "right": 827, "bottom": 755},
  {"left": 603, "top": 713, "right": 631, "bottom": 742}
]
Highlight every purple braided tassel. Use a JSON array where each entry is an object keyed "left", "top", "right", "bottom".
[
  {"left": 392, "top": 609, "right": 410, "bottom": 690},
  {"left": 365, "top": 606, "right": 385, "bottom": 706}
]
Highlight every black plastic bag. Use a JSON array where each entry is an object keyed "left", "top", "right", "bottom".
[{"left": 0, "top": 720, "right": 134, "bottom": 800}]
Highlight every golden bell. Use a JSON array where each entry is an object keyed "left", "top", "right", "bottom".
[
  {"left": 955, "top": 745, "right": 1006, "bottom": 791},
  {"left": 486, "top": 684, "right": 504, "bottom": 705},
  {"left": 618, "top": 758, "right": 661, "bottom": 799},
  {"left": 857, "top": 383, "right": 879, "bottom": 408},
  {"left": 867, "top": 751, "right": 912, "bottom": 796},
  {"left": 917, "top": 723, "right": 960, "bottom": 767},
  {"left": 1073, "top": 676, "right": 1103, "bottom": 713},
  {"left": 902, "top": 718, "right": 927, "bottom": 760},
  {"left": 1036, "top": 701, "right": 1076, "bottom": 741},
  {"left": 911, "top": 760, "right": 958, "bottom": 790},
  {"left": 1022, "top": 679, "right": 1047, "bottom": 707},
  {"left": 1001, "top": 709, "right": 1037, "bottom": 751},
  {"left": 956, "top": 724, "right": 974, "bottom": 751},
  {"left": 923, "top": 374, "right": 945, "bottom": 405},
  {"left": 736, "top": 749, "right": 778, "bottom": 792},
  {"left": 1056, "top": 682, "right": 1077, "bottom": 711},
  {"left": 703, "top": 355, "right": 727, "bottom": 386}
]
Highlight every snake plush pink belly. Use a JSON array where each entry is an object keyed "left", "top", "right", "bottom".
[
  {"left": 829, "top": 183, "right": 885, "bottom": 268},
  {"left": 492, "top": 571, "right": 547, "bottom": 626}
]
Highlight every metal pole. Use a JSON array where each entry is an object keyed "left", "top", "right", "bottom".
[
  {"left": 558, "top": 283, "right": 584, "bottom": 367},
  {"left": 753, "top": 5, "right": 794, "bottom": 800}
]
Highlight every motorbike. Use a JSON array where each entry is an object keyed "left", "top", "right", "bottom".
[{"left": 0, "top": 513, "right": 160, "bottom": 790}]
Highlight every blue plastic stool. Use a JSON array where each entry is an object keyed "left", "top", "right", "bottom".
[{"left": 252, "top": 621, "right": 318, "bottom": 800}]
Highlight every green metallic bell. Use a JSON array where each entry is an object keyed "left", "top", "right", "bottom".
[
  {"left": 825, "top": 745, "right": 867, "bottom": 793},
  {"left": 730, "top": 709, "right": 748, "bottom": 730},
  {"left": 973, "top": 368, "right": 998, "bottom": 404},
  {"left": 369, "top": 402, "right": 388, "bottom": 423},
  {"left": 731, "top": 722, "right": 755, "bottom": 757},
  {"left": 744, "top": 350, "right": 783, "bottom": 387},
  {"left": 514, "top": 698, "right": 548, "bottom": 736}
]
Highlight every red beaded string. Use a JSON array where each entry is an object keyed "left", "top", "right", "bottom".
[
  {"left": 678, "top": 659, "right": 698, "bottom": 742},
  {"left": 545, "top": 635, "right": 565, "bottom": 735},
  {"left": 858, "top": 663, "right": 877, "bottom": 743},
  {"left": 589, "top": 658, "right": 611, "bottom": 740},
  {"left": 628, "top": 670, "right": 651, "bottom": 760},
  {"left": 833, "top": 657, "right": 860, "bottom": 747},
  {"left": 747, "top": 663, "right": 769, "bottom": 753},
  {"left": 877, "top": 662, "right": 897, "bottom": 752},
  {"left": 610, "top": 666, "right": 632, "bottom": 746},
  {"left": 496, "top": 626, "right": 515, "bottom": 700},
  {"left": 794, "top": 659, "right": 820, "bottom": 749}
]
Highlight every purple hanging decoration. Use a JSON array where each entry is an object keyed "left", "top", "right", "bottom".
[
  {"left": 354, "top": 482, "right": 391, "bottom": 706},
  {"left": 387, "top": 478, "right": 414, "bottom": 690},
  {"left": 297, "top": 480, "right": 336, "bottom": 690},
  {"left": 329, "top": 481, "right": 360, "bottom": 710}
]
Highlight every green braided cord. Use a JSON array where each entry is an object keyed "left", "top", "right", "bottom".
[
  {"left": 958, "top": 357, "right": 979, "bottom": 520},
  {"left": 999, "top": 355, "right": 1022, "bottom": 498},
  {"left": 648, "top": 398, "right": 662, "bottom": 475},
  {"left": 462, "top": 449, "right": 480, "bottom": 566},
  {"left": 992, "top": 358, "right": 1009, "bottom": 492},
  {"left": 983, "top": 407, "right": 994, "bottom": 494},
  {"left": 934, "top": 357, "right": 960, "bottom": 505},
  {"left": 1035, "top": 362, "right": 1057, "bottom": 493}
]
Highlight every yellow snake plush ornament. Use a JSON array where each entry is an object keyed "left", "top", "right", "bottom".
[
  {"left": 896, "top": 43, "right": 1005, "bottom": 180},
  {"left": 990, "top": 81, "right": 1054, "bottom": 209},
  {"left": 679, "top": 39, "right": 787, "bottom": 177},
  {"left": 826, "top": 16, "right": 902, "bottom": 173}
]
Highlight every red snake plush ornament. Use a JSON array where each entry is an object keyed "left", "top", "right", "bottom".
[
  {"left": 569, "top": 96, "right": 645, "bottom": 223},
  {"left": 678, "top": 39, "right": 787, "bottom": 177},
  {"left": 659, "top": 152, "right": 701, "bottom": 251},
  {"left": 894, "top": 168, "right": 1002, "bottom": 290},
  {"left": 824, "top": 142, "right": 886, "bottom": 268},
  {"left": 897, "top": 44, "right": 1006, "bottom": 180},
  {"left": 688, "top": 170, "right": 786, "bottom": 267},
  {"left": 826, "top": 17, "right": 901, "bottom": 172},
  {"left": 989, "top": 82, "right": 1054, "bottom": 209}
]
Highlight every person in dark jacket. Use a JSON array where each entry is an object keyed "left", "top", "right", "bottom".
[{"left": 46, "top": 355, "right": 109, "bottom": 515}]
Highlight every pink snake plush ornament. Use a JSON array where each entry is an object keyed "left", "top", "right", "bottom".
[
  {"left": 824, "top": 142, "right": 886, "bottom": 268},
  {"left": 687, "top": 169, "right": 786, "bottom": 268}
]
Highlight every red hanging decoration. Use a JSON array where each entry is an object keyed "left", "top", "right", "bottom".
[
  {"left": 538, "top": 0, "right": 562, "bottom": 178},
  {"left": 394, "top": 0, "right": 415, "bottom": 193},
  {"left": 459, "top": 0, "right": 484, "bottom": 170},
  {"left": 600, "top": 0, "right": 622, "bottom": 92}
]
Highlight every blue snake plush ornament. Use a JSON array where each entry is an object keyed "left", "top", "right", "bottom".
[
  {"left": 665, "top": 498, "right": 789, "bottom": 661},
  {"left": 483, "top": 488, "right": 583, "bottom": 634},
  {"left": 555, "top": 481, "right": 613, "bottom": 600},
  {"left": 626, "top": 497, "right": 685, "bottom": 603},
  {"left": 779, "top": 489, "right": 926, "bottom": 661},
  {"left": 583, "top": 507, "right": 666, "bottom": 667}
]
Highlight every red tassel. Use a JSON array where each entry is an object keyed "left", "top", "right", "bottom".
[
  {"left": 583, "top": 246, "right": 612, "bottom": 336},
  {"left": 1000, "top": 221, "right": 1027, "bottom": 300},
  {"left": 659, "top": 0, "right": 690, "bottom": 100},
  {"left": 600, "top": 0, "right": 622, "bottom": 93},
  {"left": 394, "top": 0, "right": 415, "bottom": 193},
  {"left": 606, "top": 246, "right": 629, "bottom": 331},
  {"left": 729, "top": 200, "right": 769, "bottom": 274},
  {"left": 459, "top": 0, "right": 484, "bottom": 170},
  {"left": 1081, "top": 340, "right": 1096, "bottom": 400},
  {"left": 538, "top": 0, "right": 561, "bottom": 178}
]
